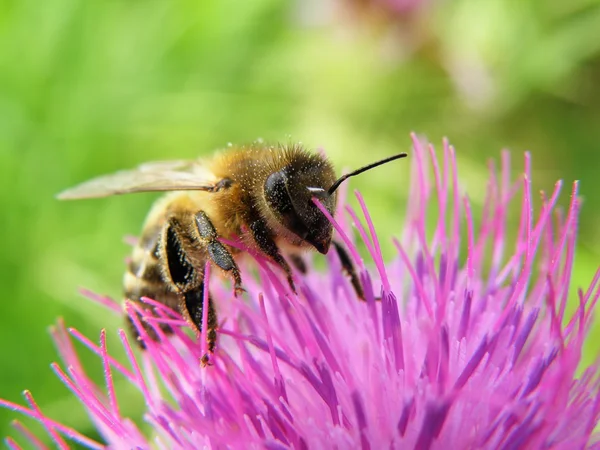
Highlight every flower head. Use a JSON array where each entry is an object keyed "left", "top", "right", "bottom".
[{"left": 2, "top": 136, "right": 600, "bottom": 449}]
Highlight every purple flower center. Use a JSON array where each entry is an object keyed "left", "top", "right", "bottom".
[{"left": 1, "top": 135, "right": 599, "bottom": 449}]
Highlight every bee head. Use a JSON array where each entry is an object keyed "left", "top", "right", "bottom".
[
  {"left": 263, "top": 151, "right": 407, "bottom": 254},
  {"left": 264, "top": 161, "right": 336, "bottom": 254}
]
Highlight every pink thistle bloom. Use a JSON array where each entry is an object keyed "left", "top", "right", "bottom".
[{"left": 2, "top": 136, "right": 600, "bottom": 449}]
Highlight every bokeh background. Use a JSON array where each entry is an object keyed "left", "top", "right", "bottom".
[{"left": 2, "top": 0, "right": 600, "bottom": 444}]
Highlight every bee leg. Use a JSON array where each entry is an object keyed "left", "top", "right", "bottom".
[
  {"left": 333, "top": 241, "right": 366, "bottom": 301},
  {"left": 181, "top": 281, "right": 218, "bottom": 357},
  {"left": 194, "top": 211, "right": 244, "bottom": 296},
  {"left": 289, "top": 253, "right": 307, "bottom": 274},
  {"left": 162, "top": 218, "right": 218, "bottom": 354},
  {"left": 249, "top": 220, "right": 296, "bottom": 293}
]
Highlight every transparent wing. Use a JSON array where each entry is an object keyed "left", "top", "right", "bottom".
[{"left": 57, "top": 159, "right": 219, "bottom": 200}]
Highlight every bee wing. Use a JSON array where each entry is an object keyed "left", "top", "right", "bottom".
[{"left": 57, "top": 159, "right": 219, "bottom": 200}]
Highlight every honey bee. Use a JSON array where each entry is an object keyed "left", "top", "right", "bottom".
[{"left": 58, "top": 143, "right": 406, "bottom": 357}]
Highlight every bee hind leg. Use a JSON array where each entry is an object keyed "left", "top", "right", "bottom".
[
  {"left": 194, "top": 211, "right": 244, "bottom": 295},
  {"left": 182, "top": 283, "right": 218, "bottom": 355},
  {"left": 162, "top": 217, "right": 218, "bottom": 354}
]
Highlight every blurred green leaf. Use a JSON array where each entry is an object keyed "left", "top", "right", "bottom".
[{"left": 1, "top": 0, "right": 599, "bottom": 444}]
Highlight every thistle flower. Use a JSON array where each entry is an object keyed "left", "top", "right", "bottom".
[{"left": 2, "top": 136, "right": 600, "bottom": 449}]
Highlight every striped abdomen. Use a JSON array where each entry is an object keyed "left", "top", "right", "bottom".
[{"left": 123, "top": 223, "right": 182, "bottom": 344}]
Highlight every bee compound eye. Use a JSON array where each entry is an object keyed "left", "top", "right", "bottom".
[
  {"left": 264, "top": 170, "right": 310, "bottom": 241},
  {"left": 264, "top": 171, "right": 293, "bottom": 214}
]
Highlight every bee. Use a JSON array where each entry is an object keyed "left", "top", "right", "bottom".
[{"left": 58, "top": 143, "right": 406, "bottom": 357}]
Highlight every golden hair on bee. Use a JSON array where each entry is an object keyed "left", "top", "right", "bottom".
[{"left": 58, "top": 142, "right": 406, "bottom": 361}]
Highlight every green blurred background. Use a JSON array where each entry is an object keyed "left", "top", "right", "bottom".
[{"left": 2, "top": 0, "right": 600, "bottom": 444}]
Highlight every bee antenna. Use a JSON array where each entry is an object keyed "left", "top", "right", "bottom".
[{"left": 327, "top": 152, "right": 408, "bottom": 196}]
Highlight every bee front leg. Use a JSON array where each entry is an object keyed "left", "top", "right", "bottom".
[
  {"left": 161, "top": 217, "right": 218, "bottom": 354},
  {"left": 249, "top": 219, "right": 296, "bottom": 294},
  {"left": 194, "top": 211, "right": 244, "bottom": 296},
  {"left": 288, "top": 253, "right": 307, "bottom": 274},
  {"left": 333, "top": 241, "right": 366, "bottom": 301}
]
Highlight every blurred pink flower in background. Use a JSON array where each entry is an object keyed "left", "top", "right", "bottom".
[
  {"left": 358, "top": 0, "right": 433, "bottom": 16},
  {"left": 2, "top": 136, "right": 599, "bottom": 449}
]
